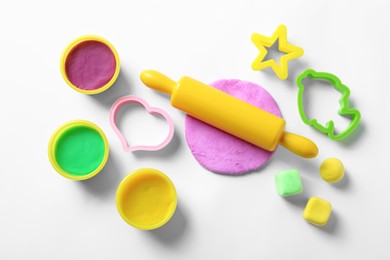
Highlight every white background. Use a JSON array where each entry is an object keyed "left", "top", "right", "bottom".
[{"left": 1, "top": 0, "right": 389, "bottom": 259}]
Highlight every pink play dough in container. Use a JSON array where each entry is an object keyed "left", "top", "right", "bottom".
[
  {"left": 65, "top": 40, "right": 116, "bottom": 91},
  {"left": 185, "top": 79, "right": 282, "bottom": 175}
]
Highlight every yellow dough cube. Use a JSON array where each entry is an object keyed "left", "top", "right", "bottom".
[{"left": 303, "top": 197, "right": 332, "bottom": 226}]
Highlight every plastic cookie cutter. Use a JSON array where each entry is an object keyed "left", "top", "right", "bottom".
[
  {"left": 251, "top": 24, "right": 304, "bottom": 80},
  {"left": 296, "top": 69, "right": 361, "bottom": 141},
  {"left": 109, "top": 96, "right": 174, "bottom": 152}
]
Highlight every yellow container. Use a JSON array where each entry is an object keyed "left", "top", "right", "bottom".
[
  {"left": 60, "top": 35, "right": 120, "bottom": 95},
  {"left": 48, "top": 120, "right": 109, "bottom": 180},
  {"left": 116, "top": 168, "right": 177, "bottom": 230}
]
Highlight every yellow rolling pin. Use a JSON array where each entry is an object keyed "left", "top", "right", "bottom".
[{"left": 140, "top": 70, "right": 318, "bottom": 158}]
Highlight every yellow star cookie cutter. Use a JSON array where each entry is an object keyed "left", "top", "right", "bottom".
[{"left": 251, "top": 25, "right": 304, "bottom": 80}]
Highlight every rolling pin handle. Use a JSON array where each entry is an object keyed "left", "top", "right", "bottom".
[
  {"left": 140, "top": 70, "right": 176, "bottom": 95},
  {"left": 279, "top": 132, "right": 319, "bottom": 158}
]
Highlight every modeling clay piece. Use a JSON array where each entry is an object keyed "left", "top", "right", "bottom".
[
  {"left": 60, "top": 35, "right": 120, "bottom": 94},
  {"left": 274, "top": 169, "right": 303, "bottom": 197},
  {"left": 320, "top": 158, "right": 344, "bottom": 183},
  {"left": 251, "top": 25, "right": 304, "bottom": 80},
  {"left": 185, "top": 79, "right": 282, "bottom": 174},
  {"left": 48, "top": 120, "right": 109, "bottom": 180},
  {"left": 116, "top": 168, "right": 177, "bottom": 230},
  {"left": 141, "top": 70, "right": 318, "bottom": 158},
  {"left": 297, "top": 69, "right": 361, "bottom": 141},
  {"left": 303, "top": 197, "right": 332, "bottom": 227},
  {"left": 109, "top": 96, "right": 174, "bottom": 152}
]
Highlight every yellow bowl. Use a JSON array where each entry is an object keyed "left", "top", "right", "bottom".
[
  {"left": 60, "top": 35, "right": 120, "bottom": 95},
  {"left": 48, "top": 120, "right": 109, "bottom": 180},
  {"left": 116, "top": 168, "right": 177, "bottom": 230}
]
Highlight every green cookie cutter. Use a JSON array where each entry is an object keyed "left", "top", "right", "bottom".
[{"left": 296, "top": 69, "right": 361, "bottom": 141}]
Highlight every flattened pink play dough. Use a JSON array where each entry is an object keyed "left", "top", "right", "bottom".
[
  {"left": 185, "top": 79, "right": 282, "bottom": 175},
  {"left": 65, "top": 41, "right": 116, "bottom": 90}
]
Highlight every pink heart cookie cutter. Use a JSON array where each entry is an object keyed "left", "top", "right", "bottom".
[{"left": 109, "top": 96, "right": 174, "bottom": 152}]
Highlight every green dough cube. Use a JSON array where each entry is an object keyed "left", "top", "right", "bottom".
[{"left": 274, "top": 169, "right": 303, "bottom": 197}]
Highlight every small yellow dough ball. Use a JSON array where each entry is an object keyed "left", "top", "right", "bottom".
[{"left": 320, "top": 158, "right": 344, "bottom": 183}]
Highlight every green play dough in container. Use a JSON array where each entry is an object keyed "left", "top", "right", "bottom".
[{"left": 55, "top": 126, "right": 105, "bottom": 176}]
